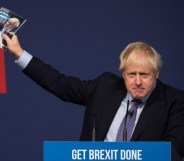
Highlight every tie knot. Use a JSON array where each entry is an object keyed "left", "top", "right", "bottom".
[{"left": 132, "top": 99, "right": 142, "bottom": 105}]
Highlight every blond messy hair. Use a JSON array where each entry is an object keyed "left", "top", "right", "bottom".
[{"left": 119, "top": 42, "right": 163, "bottom": 75}]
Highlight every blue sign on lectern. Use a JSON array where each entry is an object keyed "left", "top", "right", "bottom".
[{"left": 44, "top": 141, "right": 171, "bottom": 161}]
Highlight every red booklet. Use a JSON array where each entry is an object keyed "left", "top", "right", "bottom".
[{"left": 0, "top": 48, "right": 6, "bottom": 93}]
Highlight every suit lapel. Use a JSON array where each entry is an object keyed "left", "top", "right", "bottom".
[
  {"left": 97, "top": 78, "right": 127, "bottom": 140},
  {"left": 131, "top": 80, "right": 164, "bottom": 141}
]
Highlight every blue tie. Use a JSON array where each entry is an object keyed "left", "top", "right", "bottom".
[{"left": 116, "top": 99, "right": 142, "bottom": 141}]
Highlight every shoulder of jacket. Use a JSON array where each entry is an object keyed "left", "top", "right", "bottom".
[
  {"left": 157, "top": 79, "right": 184, "bottom": 97},
  {"left": 98, "top": 71, "right": 121, "bottom": 80}
]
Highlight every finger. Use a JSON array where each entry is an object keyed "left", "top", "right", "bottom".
[
  {"left": 2, "top": 33, "right": 17, "bottom": 46},
  {"left": 7, "top": 32, "right": 14, "bottom": 39},
  {"left": 2, "top": 33, "right": 15, "bottom": 40},
  {"left": 2, "top": 33, "right": 11, "bottom": 41}
]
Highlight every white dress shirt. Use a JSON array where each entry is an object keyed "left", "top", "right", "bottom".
[{"left": 104, "top": 93, "right": 146, "bottom": 141}]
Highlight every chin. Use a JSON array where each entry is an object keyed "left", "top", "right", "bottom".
[
  {"left": 134, "top": 96, "right": 142, "bottom": 99},
  {"left": 132, "top": 94, "right": 145, "bottom": 99}
]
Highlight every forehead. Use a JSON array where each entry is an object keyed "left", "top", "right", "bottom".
[{"left": 125, "top": 64, "right": 153, "bottom": 73}]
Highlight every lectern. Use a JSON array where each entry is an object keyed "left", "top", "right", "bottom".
[{"left": 44, "top": 141, "right": 171, "bottom": 161}]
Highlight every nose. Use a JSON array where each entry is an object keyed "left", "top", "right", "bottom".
[{"left": 135, "top": 75, "right": 142, "bottom": 85}]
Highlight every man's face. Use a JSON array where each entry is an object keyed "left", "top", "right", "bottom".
[
  {"left": 123, "top": 64, "right": 158, "bottom": 99},
  {"left": 4, "top": 20, "right": 15, "bottom": 30},
  {"left": 4, "top": 18, "right": 19, "bottom": 30}
]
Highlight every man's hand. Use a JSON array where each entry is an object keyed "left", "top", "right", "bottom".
[{"left": 2, "top": 33, "right": 23, "bottom": 59}]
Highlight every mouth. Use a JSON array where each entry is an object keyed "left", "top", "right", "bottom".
[{"left": 133, "top": 88, "right": 144, "bottom": 93}]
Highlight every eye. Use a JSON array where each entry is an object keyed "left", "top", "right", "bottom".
[
  {"left": 140, "top": 73, "right": 149, "bottom": 78},
  {"left": 127, "top": 72, "right": 136, "bottom": 78}
]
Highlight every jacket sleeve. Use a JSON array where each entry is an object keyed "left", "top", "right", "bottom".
[{"left": 23, "top": 56, "right": 99, "bottom": 105}]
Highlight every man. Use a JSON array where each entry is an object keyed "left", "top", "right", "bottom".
[
  {"left": 2, "top": 33, "right": 184, "bottom": 161},
  {"left": 3, "top": 17, "right": 20, "bottom": 32}
]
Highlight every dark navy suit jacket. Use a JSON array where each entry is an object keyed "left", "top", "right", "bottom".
[{"left": 23, "top": 56, "right": 184, "bottom": 161}]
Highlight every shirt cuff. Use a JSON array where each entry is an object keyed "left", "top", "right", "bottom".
[{"left": 15, "top": 50, "right": 33, "bottom": 70}]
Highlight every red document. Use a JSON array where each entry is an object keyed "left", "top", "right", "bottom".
[{"left": 0, "top": 48, "right": 6, "bottom": 93}]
